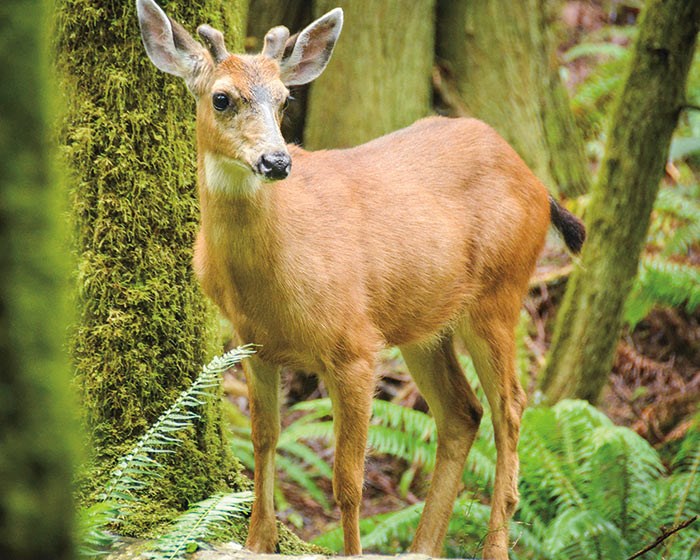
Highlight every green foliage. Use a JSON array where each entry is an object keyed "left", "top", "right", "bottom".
[
  {"left": 564, "top": 27, "right": 636, "bottom": 145},
  {"left": 143, "top": 491, "right": 252, "bottom": 560},
  {"left": 513, "top": 401, "right": 699, "bottom": 560},
  {"left": 230, "top": 417, "right": 333, "bottom": 513},
  {"left": 565, "top": 24, "right": 700, "bottom": 160},
  {"left": 624, "top": 183, "right": 700, "bottom": 328},
  {"left": 79, "top": 347, "right": 255, "bottom": 558},
  {"left": 271, "top": 392, "right": 698, "bottom": 559},
  {"left": 314, "top": 501, "right": 425, "bottom": 552}
]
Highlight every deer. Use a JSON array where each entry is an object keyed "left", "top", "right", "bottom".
[{"left": 136, "top": 1, "right": 585, "bottom": 557}]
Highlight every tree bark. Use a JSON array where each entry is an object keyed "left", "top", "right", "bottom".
[
  {"left": 540, "top": 0, "right": 700, "bottom": 403},
  {"left": 0, "top": 1, "right": 77, "bottom": 558},
  {"left": 436, "top": 0, "right": 589, "bottom": 197},
  {"left": 304, "top": 0, "right": 436, "bottom": 149},
  {"left": 55, "top": 0, "right": 249, "bottom": 532}
]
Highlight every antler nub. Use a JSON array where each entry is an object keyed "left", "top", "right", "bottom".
[
  {"left": 262, "top": 26, "right": 290, "bottom": 60},
  {"left": 197, "top": 24, "right": 230, "bottom": 64}
]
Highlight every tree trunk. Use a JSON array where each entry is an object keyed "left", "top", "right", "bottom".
[
  {"left": 0, "top": 1, "right": 77, "bottom": 558},
  {"left": 55, "top": 0, "right": 248, "bottom": 532},
  {"left": 540, "top": 0, "right": 700, "bottom": 403},
  {"left": 436, "top": 0, "right": 589, "bottom": 197},
  {"left": 304, "top": 0, "right": 435, "bottom": 149}
]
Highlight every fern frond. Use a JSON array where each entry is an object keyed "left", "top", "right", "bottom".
[
  {"left": 518, "top": 405, "right": 588, "bottom": 511},
  {"left": 277, "top": 438, "right": 333, "bottom": 479},
  {"left": 564, "top": 41, "right": 628, "bottom": 63},
  {"left": 546, "top": 508, "right": 626, "bottom": 560},
  {"left": 361, "top": 502, "right": 425, "bottom": 551},
  {"left": 624, "top": 256, "right": 700, "bottom": 328},
  {"left": 143, "top": 490, "right": 253, "bottom": 560},
  {"left": 447, "top": 496, "right": 493, "bottom": 559},
  {"left": 80, "top": 346, "right": 254, "bottom": 557},
  {"left": 275, "top": 454, "right": 330, "bottom": 510},
  {"left": 77, "top": 502, "right": 119, "bottom": 557},
  {"left": 103, "top": 346, "right": 255, "bottom": 507},
  {"left": 587, "top": 424, "right": 664, "bottom": 539}
]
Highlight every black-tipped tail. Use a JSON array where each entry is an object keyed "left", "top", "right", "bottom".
[{"left": 549, "top": 196, "right": 586, "bottom": 254}]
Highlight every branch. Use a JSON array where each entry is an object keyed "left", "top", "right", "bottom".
[
  {"left": 529, "top": 264, "right": 573, "bottom": 288},
  {"left": 626, "top": 515, "right": 697, "bottom": 560}
]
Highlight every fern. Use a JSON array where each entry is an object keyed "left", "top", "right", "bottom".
[
  {"left": 143, "top": 490, "right": 253, "bottom": 560},
  {"left": 624, "top": 256, "right": 700, "bottom": 328},
  {"left": 79, "top": 346, "right": 255, "bottom": 557},
  {"left": 512, "top": 400, "right": 699, "bottom": 560},
  {"left": 648, "top": 185, "right": 700, "bottom": 256},
  {"left": 102, "top": 346, "right": 256, "bottom": 508},
  {"left": 361, "top": 502, "right": 425, "bottom": 551},
  {"left": 229, "top": 399, "right": 335, "bottom": 513}
]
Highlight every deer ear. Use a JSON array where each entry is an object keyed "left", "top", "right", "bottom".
[
  {"left": 136, "top": 0, "right": 209, "bottom": 86},
  {"left": 278, "top": 8, "right": 343, "bottom": 87}
]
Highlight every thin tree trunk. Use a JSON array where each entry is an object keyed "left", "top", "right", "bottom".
[
  {"left": 304, "top": 0, "right": 435, "bottom": 149},
  {"left": 0, "top": 1, "right": 77, "bottom": 558},
  {"left": 436, "top": 0, "right": 589, "bottom": 197},
  {"left": 55, "top": 0, "right": 248, "bottom": 532},
  {"left": 540, "top": 0, "right": 700, "bottom": 403}
]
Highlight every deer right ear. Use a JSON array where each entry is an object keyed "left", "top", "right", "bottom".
[
  {"left": 277, "top": 8, "right": 343, "bottom": 87},
  {"left": 136, "top": 0, "right": 209, "bottom": 86}
]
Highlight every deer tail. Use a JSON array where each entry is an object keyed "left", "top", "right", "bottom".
[{"left": 549, "top": 195, "right": 586, "bottom": 254}]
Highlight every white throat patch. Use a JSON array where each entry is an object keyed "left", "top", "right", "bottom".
[{"left": 204, "top": 152, "right": 262, "bottom": 197}]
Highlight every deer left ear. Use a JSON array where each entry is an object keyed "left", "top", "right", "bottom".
[
  {"left": 136, "top": 0, "right": 211, "bottom": 92},
  {"left": 276, "top": 8, "right": 343, "bottom": 87}
]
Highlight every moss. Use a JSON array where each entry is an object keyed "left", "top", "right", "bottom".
[
  {"left": 0, "top": 1, "right": 78, "bottom": 558},
  {"left": 540, "top": 0, "right": 700, "bottom": 403},
  {"left": 55, "top": 0, "right": 249, "bottom": 533}
]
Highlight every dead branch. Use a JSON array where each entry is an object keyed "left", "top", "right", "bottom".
[{"left": 626, "top": 515, "right": 698, "bottom": 560}]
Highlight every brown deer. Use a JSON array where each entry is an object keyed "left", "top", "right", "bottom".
[{"left": 136, "top": 1, "right": 585, "bottom": 557}]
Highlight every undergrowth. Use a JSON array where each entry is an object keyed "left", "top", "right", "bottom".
[
  {"left": 225, "top": 346, "right": 699, "bottom": 558},
  {"left": 295, "top": 391, "right": 699, "bottom": 559},
  {"left": 79, "top": 346, "right": 255, "bottom": 559}
]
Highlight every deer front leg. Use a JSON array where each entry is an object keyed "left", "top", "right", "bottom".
[
  {"left": 243, "top": 357, "right": 281, "bottom": 553},
  {"left": 324, "top": 357, "right": 375, "bottom": 555}
]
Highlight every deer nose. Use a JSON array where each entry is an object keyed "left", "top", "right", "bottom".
[{"left": 256, "top": 151, "right": 291, "bottom": 180}]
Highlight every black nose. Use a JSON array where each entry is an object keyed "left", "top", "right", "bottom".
[{"left": 256, "top": 151, "right": 291, "bottom": 180}]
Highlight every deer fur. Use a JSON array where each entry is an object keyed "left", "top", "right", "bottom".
[{"left": 136, "top": 1, "right": 586, "bottom": 558}]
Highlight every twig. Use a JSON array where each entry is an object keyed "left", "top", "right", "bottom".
[
  {"left": 529, "top": 264, "right": 573, "bottom": 288},
  {"left": 626, "top": 515, "right": 697, "bottom": 559}
]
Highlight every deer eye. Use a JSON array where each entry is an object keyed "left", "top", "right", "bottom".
[{"left": 212, "top": 92, "right": 230, "bottom": 111}]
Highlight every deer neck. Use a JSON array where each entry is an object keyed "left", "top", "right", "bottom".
[{"left": 198, "top": 150, "right": 277, "bottom": 262}]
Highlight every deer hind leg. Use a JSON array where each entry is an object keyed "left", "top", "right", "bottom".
[
  {"left": 243, "top": 356, "right": 281, "bottom": 553},
  {"left": 401, "top": 335, "right": 484, "bottom": 557},
  {"left": 322, "top": 356, "right": 375, "bottom": 556},
  {"left": 460, "top": 302, "right": 526, "bottom": 560}
]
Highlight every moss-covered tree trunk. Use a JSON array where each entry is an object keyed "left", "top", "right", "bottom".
[
  {"left": 0, "top": 1, "right": 77, "bottom": 558},
  {"left": 540, "top": 0, "right": 700, "bottom": 403},
  {"left": 55, "top": 0, "right": 248, "bottom": 530},
  {"left": 304, "top": 0, "right": 435, "bottom": 149},
  {"left": 436, "top": 0, "right": 589, "bottom": 196}
]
